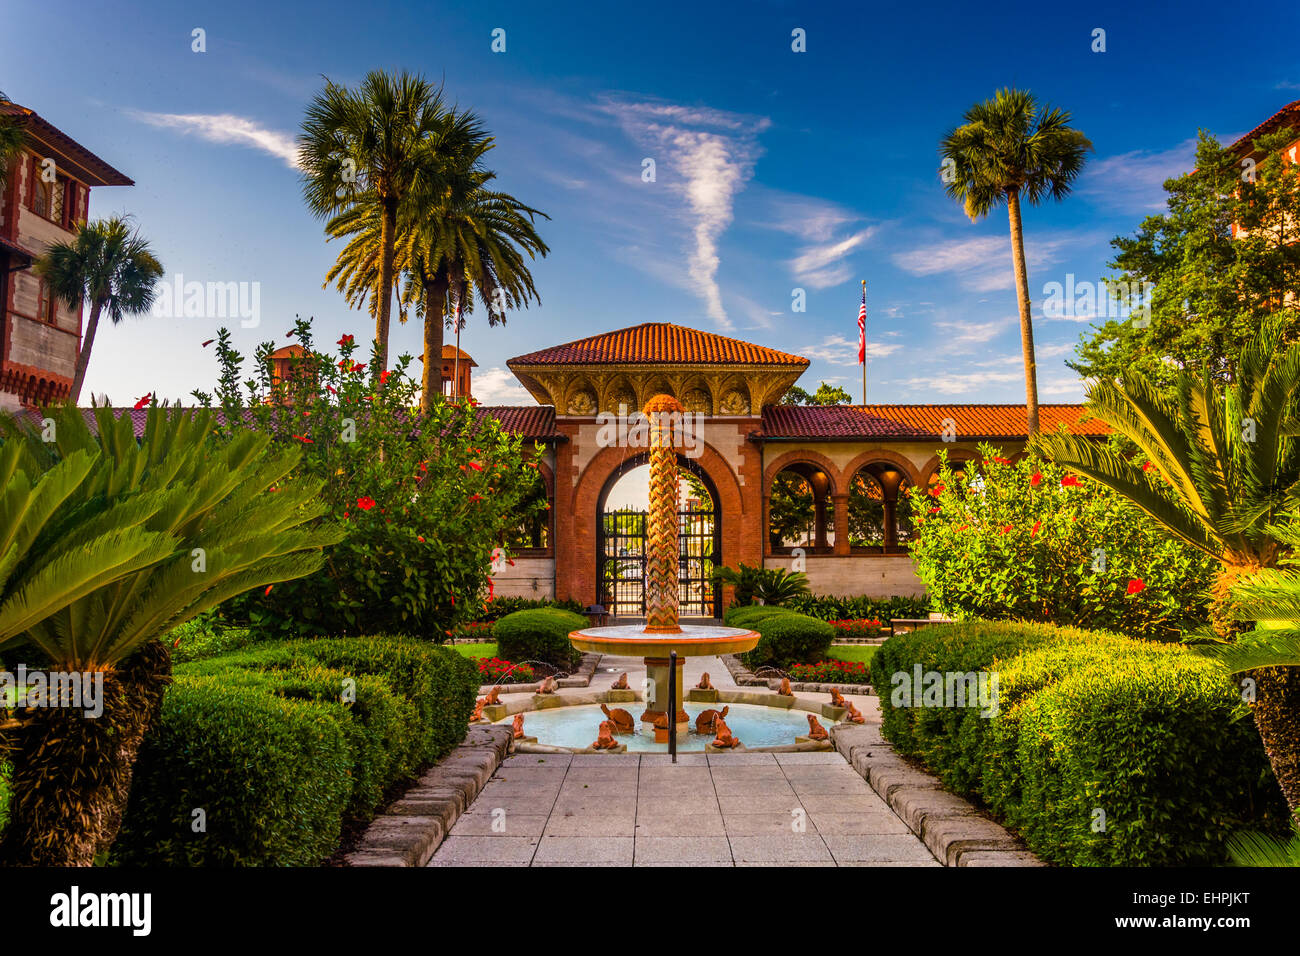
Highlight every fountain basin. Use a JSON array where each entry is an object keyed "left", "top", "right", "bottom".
[{"left": 567, "top": 624, "right": 759, "bottom": 659}]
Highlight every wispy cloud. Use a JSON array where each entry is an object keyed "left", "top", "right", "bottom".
[
  {"left": 757, "top": 194, "right": 878, "bottom": 289},
  {"left": 799, "top": 333, "right": 901, "bottom": 365},
  {"left": 788, "top": 227, "right": 877, "bottom": 289},
  {"left": 127, "top": 110, "right": 302, "bottom": 170},
  {"left": 1077, "top": 138, "right": 1196, "bottom": 213},
  {"left": 596, "top": 96, "right": 769, "bottom": 328},
  {"left": 471, "top": 367, "right": 534, "bottom": 405},
  {"left": 892, "top": 234, "right": 1074, "bottom": 293},
  {"left": 933, "top": 318, "right": 1011, "bottom": 348}
]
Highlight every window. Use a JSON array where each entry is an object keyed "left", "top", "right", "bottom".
[
  {"left": 27, "top": 157, "right": 69, "bottom": 226},
  {"left": 36, "top": 278, "right": 56, "bottom": 324}
]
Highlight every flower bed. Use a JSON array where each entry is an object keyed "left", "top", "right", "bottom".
[
  {"left": 475, "top": 657, "right": 536, "bottom": 685},
  {"left": 830, "top": 618, "right": 884, "bottom": 639},
  {"left": 789, "top": 660, "right": 873, "bottom": 684}
]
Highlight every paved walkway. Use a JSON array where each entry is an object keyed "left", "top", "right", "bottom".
[{"left": 427, "top": 750, "right": 938, "bottom": 867}]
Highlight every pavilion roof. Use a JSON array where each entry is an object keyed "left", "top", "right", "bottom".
[
  {"left": 1226, "top": 99, "right": 1300, "bottom": 156},
  {"left": 758, "top": 404, "right": 1110, "bottom": 441},
  {"left": 508, "top": 322, "right": 810, "bottom": 368}
]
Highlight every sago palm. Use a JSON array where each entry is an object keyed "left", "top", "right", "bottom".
[
  {"left": 1042, "top": 318, "right": 1300, "bottom": 815},
  {"left": 300, "top": 69, "right": 449, "bottom": 373},
  {"left": 0, "top": 404, "right": 342, "bottom": 865},
  {"left": 940, "top": 89, "right": 1092, "bottom": 435},
  {"left": 36, "top": 216, "right": 164, "bottom": 402}
]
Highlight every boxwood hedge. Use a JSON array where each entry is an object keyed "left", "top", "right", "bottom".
[
  {"left": 493, "top": 608, "right": 588, "bottom": 670},
  {"left": 112, "top": 635, "right": 478, "bottom": 866},
  {"left": 723, "top": 605, "right": 834, "bottom": 669}
]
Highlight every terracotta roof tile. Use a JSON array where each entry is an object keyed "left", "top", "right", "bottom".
[
  {"left": 0, "top": 102, "right": 133, "bottom": 187},
  {"left": 759, "top": 404, "right": 1109, "bottom": 441},
  {"left": 1227, "top": 99, "right": 1300, "bottom": 155},
  {"left": 508, "top": 323, "right": 809, "bottom": 367}
]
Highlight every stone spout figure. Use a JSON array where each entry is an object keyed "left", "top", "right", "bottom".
[
  {"left": 592, "top": 720, "right": 620, "bottom": 750},
  {"left": 806, "top": 714, "right": 830, "bottom": 740},
  {"left": 711, "top": 716, "right": 741, "bottom": 749},
  {"left": 695, "top": 705, "right": 729, "bottom": 734},
  {"left": 845, "top": 701, "right": 866, "bottom": 724},
  {"left": 601, "top": 703, "right": 635, "bottom": 734},
  {"left": 484, "top": 686, "right": 503, "bottom": 706},
  {"left": 778, "top": 677, "right": 793, "bottom": 697},
  {"left": 696, "top": 672, "right": 714, "bottom": 690},
  {"left": 471, "top": 698, "right": 486, "bottom": 722},
  {"left": 829, "top": 688, "right": 847, "bottom": 708},
  {"left": 610, "top": 672, "right": 629, "bottom": 690},
  {"left": 512, "top": 714, "right": 526, "bottom": 739},
  {"left": 537, "top": 676, "right": 557, "bottom": 695}
]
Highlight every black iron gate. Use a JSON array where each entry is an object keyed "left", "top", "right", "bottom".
[{"left": 597, "top": 506, "right": 719, "bottom": 618}]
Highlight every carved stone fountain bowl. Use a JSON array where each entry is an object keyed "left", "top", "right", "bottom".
[{"left": 567, "top": 624, "right": 760, "bottom": 659}]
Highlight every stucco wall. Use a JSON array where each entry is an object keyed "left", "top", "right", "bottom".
[
  {"left": 494, "top": 557, "right": 556, "bottom": 600},
  {"left": 764, "top": 554, "right": 926, "bottom": 598}
]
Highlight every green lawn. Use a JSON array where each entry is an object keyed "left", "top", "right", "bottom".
[
  {"left": 827, "top": 645, "right": 878, "bottom": 665},
  {"left": 452, "top": 642, "right": 498, "bottom": 659}
]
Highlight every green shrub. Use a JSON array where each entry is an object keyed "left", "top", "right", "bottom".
[
  {"left": 723, "top": 604, "right": 791, "bottom": 628},
  {"left": 0, "top": 762, "right": 10, "bottom": 834},
  {"left": 494, "top": 608, "right": 587, "bottom": 669},
  {"left": 474, "top": 597, "right": 584, "bottom": 622},
  {"left": 872, "top": 620, "right": 1287, "bottom": 865},
  {"left": 114, "top": 635, "right": 478, "bottom": 865},
  {"left": 742, "top": 611, "right": 834, "bottom": 669},
  {"left": 113, "top": 675, "right": 354, "bottom": 866},
  {"left": 906, "top": 445, "right": 1216, "bottom": 640},
  {"left": 787, "top": 593, "right": 930, "bottom": 623}
]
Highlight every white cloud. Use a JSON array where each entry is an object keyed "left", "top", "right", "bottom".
[
  {"left": 788, "top": 228, "right": 877, "bottom": 289},
  {"left": 471, "top": 367, "right": 534, "bottom": 405},
  {"left": 597, "top": 97, "right": 769, "bottom": 329},
  {"left": 799, "top": 333, "right": 901, "bottom": 365},
  {"left": 1077, "top": 138, "right": 1197, "bottom": 213},
  {"left": 894, "top": 370, "right": 1025, "bottom": 395},
  {"left": 892, "top": 234, "right": 1074, "bottom": 292},
  {"left": 933, "top": 318, "right": 1011, "bottom": 348},
  {"left": 127, "top": 110, "right": 303, "bottom": 169}
]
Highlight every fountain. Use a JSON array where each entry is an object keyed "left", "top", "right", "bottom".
[{"left": 567, "top": 394, "right": 760, "bottom": 739}]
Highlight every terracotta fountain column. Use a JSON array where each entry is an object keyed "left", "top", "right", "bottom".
[{"left": 641, "top": 394, "right": 689, "bottom": 733}]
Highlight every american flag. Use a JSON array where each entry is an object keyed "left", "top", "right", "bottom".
[{"left": 857, "top": 284, "right": 867, "bottom": 364}]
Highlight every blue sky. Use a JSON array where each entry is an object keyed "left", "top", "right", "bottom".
[{"left": 5, "top": 0, "right": 1299, "bottom": 407}]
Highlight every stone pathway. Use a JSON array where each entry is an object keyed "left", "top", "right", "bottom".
[{"left": 427, "top": 750, "right": 938, "bottom": 866}]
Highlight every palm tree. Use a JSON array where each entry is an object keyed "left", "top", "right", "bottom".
[
  {"left": 300, "top": 70, "right": 450, "bottom": 373},
  {"left": 0, "top": 91, "right": 25, "bottom": 189},
  {"left": 1041, "top": 319, "right": 1300, "bottom": 815},
  {"left": 36, "top": 216, "right": 164, "bottom": 402},
  {"left": 940, "top": 89, "right": 1092, "bottom": 435},
  {"left": 327, "top": 113, "right": 548, "bottom": 411},
  {"left": 0, "top": 403, "right": 342, "bottom": 865}
]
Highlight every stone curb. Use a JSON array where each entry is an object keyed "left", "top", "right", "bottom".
[
  {"left": 476, "top": 652, "right": 601, "bottom": 695},
  {"left": 766, "top": 679, "right": 876, "bottom": 696},
  {"left": 720, "top": 653, "right": 767, "bottom": 686},
  {"left": 347, "top": 724, "right": 513, "bottom": 867},
  {"left": 828, "top": 723, "right": 1045, "bottom": 868}
]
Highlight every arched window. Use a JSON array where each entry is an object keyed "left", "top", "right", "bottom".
[
  {"left": 848, "top": 462, "right": 913, "bottom": 553},
  {"left": 768, "top": 464, "right": 833, "bottom": 553}
]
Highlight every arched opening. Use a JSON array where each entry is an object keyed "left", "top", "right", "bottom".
[
  {"left": 504, "top": 472, "right": 552, "bottom": 553},
  {"left": 768, "top": 463, "right": 834, "bottom": 554},
  {"left": 596, "top": 455, "right": 721, "bottom": 618},
  {"left": 848, "top": 462, "right": 914, "bottom": 552}
]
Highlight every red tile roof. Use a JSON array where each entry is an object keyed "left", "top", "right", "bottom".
[
  {"left": 0, "top": 102, "right": 133, "bottom": 187},
  {"left": 1227, "top": 99, "right": 1300, "bottom": 155},
  {"left": 759, "top": 404, "right": 1109, "bottom": 441},
  {"left": 508, "top": 323, "right": 810, "bottom": 367}
]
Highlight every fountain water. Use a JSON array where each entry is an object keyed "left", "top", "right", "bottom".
[{"left": 567, "top": 395, "right": 760, "bottom": 738}]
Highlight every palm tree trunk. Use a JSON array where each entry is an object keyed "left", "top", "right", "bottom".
[
  {"left": 0, "top": 642, "right": 172, "bottom": 866},
  {"left": 375, "top": 198, "right": 399, "bottom": 373},
  {"left": 1006, "top": 189, "right": 1040, "bottom": 436},
  {"left": 1250, "top": 667, "right": 1300, "bottom": 817},
  {"left": 421, "top": 274, "right": 450, "bottom": 414},
  {"left": 69, "top": 298, "right": 104, "bottom": 404}
]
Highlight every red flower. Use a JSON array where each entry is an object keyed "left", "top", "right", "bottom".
[
  {"left": 467, "top": 461, "right": 483, "bottom": 471},
  {"left": 326, "top": 384, "right": 337, "bottom": 394},
  {"left": 990, "top": 456, "right": 1011, "bottom": 465},
  {"left": 417, "top": 535, "right": 425, "bottom": 542},
  {"left": 356, "top": 496, "right": 376, "bottom": 511},
  {"left": 351, "top": 362, "right": 366, "bottom": 374},
  {"left": 292, "top": 434, "right": 314, "bottom": 444},
  {"left": 1142, "top": 461, "right": 1154, "bottom": 472},
  {"left": 1061, "top": 475, "right": 1081, "bottom": 488},
  {"left": 999, "top": 524, "right": 1013, "bottom": 534},
  {"left": 928, "top": 506, "right": 940, "bottom": 514},
  {"left": 487, "top": 579, "right": 495, "bottom": 602},
  {"left": 1030, "top": 472, "right": 1042, "bottom": 486},
  {"left": 930, "top": 484, "right": 945, "bottom": 496},
  {"left": 1031, "top": 520, "right": 1042, "bottom": 536},
  {"left": 133, "top": 393, "right": 152, "bottom": 410},
  {"left": 468, "top": 494, "right": 485, "bottom": 504},
  {"left": 263, "top": 585, "right": 273, "bottom": 596},
  {"left": 1127, "top": 578, "right": 1146, "bottom": 595},
  {"left": 337, "top": 334, "right": 354, "bottom": 347},
  {"left": 201, "top": 338, "right": 215, "bottom": 348},
  {"left": 379, "top": 370, "right": 391, "bottom": 385}
]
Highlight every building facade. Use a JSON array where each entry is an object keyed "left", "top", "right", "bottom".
[
  {"left": 484, "top": 322, "right": 1108, "bottom": 613},
  {"left": 0, "top": 102, "right": 132, "bottom": 411}
]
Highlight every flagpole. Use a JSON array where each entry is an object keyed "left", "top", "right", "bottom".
[{"left": 861, "top": 279, "right": 867, "bottom": 405}]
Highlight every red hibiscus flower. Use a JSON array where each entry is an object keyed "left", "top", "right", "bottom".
[
  {"left": 292, "top": 434, "right": 314, "bottom": 444},
  {"left": 1142, "top": 461, "right": 1155, "bottom": 472},
  {"left": 1061, "top": 475, "right": 1081, "bottom": 487},
  {"left": 468, "top": 494, "right": 485, "bottom": 504},
  {"left": 467, "top": 461, "right": 483, "bottom": 471},
  {"left": 263, "top": 585, "right": 273, "bottom": 597},
  {"left": 928, "top": 506, "right": 940, "bottom": 514},
  {"left": 930, "top": 483, "right": 945, "bottom": 496},
  {"left": 133, "top": 393, "right": 152, "bottom": 410},
  {"left": 337, "top": 334, "right": 354, "bottom": 347},
  {"left": 990, "top": 457, "right": 1011, "bottom": 465},
  {"left": 1030, "top": 472, "right": 1042, "bottom": 486},
  {"left": 999, "top": 524, "right": 1013, "bottom": 534},
  {"left": 351, "top": 362, "right": 366, "bottom": 374},
  {"left": 326, "top": 384, "right": 337, "bottom": 394},
  {"left": 379, "top": 370, "right": 391, "bottom": 385},
  {"left": 1127, "top": 578, "right": 1146, "bottom": 595},
  {"left": 201, "top": 338, "right": 215, "bottom": 348},
  {"left": 1031, "top": 520, "right": 1041, "bottom": 536},
  {"left": 417, "top": 535, "right": 425, "bottom": 542},
  {"left": 356, "top": 496, "right": 376, "bottom": 511}
]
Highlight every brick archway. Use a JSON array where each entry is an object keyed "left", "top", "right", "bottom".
[
  {"left": 762, "top": 449, "right": 844, "bottom": 497},
  {"left": 559, "top": 440, "right": 748, "bottom": 610},
  {"left": 918, "top": 449, "right": 980, "bottom": 487},
  {"left": 841, "top": 449, "right": 922, "bottom": 489}
]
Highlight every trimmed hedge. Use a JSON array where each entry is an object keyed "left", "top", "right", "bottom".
[
  {"left": 474, "top": 597, "right": 584, "bottom": 622},
  {"left": 112, "top": 635, "right": 478, "bottom": 866},
  {"left": 871, "top": 621, "right": 1288, "bottom": 866},
  {"left": 723, "top": 605, "right": 834, "bottom": 669},
  {"left": 785, "top": 593, "right": 930, "bottom": 624},
  {"left": 494, "top": 608, "right": 587, "bottom": 669}
]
